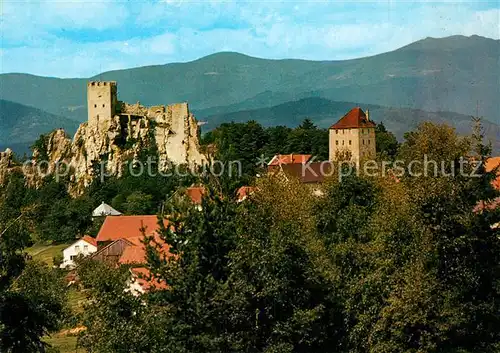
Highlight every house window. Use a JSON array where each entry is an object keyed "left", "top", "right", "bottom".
[
  {"left": 84, "top": 245, "right": 88, "bottom": 252},
  {"left": 70, "top": 255, "right": 75, "bottom": 260},
  {"left": 75, "top": 245, "right": 80, "bottom": 253}
]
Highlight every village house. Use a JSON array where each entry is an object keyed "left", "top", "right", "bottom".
[
  {"left": 60, "top": 235, "right": 98, "bottom": 269},
  {"left": 89, "top": 215, "right": 172, "bottom": 294}
]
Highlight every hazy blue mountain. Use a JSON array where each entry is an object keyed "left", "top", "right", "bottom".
[
  {"left": 0, "top": 99, "right": 79, "bottom": 154},
  {"left": 197, "top": 97, "right": 500, "bottom": 152},
  {"left": 0, "top": 35, "right": 498, "bottom": 123}
]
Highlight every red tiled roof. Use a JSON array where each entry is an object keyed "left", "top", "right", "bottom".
[
  {"left": 474, "top": 197, "right": 500, "bottom": 213},
  {"left": 236, "top": 186, "right": 257, "bottom": 202},
  {"left": 130, "top": 267, "right": 169, "bottom": 291},
  {"left": 486, "top": 157, "right": 500, "bottom": 190},
  {"left": 277, "top": 162, "right": 333, "bottom": 183},
  {"left": 186, "top": 186, "right": 205, "bottom": 204},
  {"left": 118, "top": 235, "right": 172, "bottom": 265},
  {"left": 329, "top": 107, "right": 376, "bottom": 129},
  {"left": 96, "top": 215, "right": 166, "bottom": 242},
  {"left": 81, "top": 235, "right": 97, "bottom": 247},
  {"left": 268, "top": 154, "right": 312, "bottom": 166}
]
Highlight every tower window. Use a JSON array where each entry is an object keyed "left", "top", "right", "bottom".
[
  {"left": 342, "top": 140, "right": 344, "bottom": 145},
  {"left": 362, "top": 139, "right": 365, "bottom": 145},
  {"left": 102, "top": 104, "right": 105, "bottom": 107},
  {"left": 349, "top": 140, "right": 351, "bottom": 145},
  {"left": 336, "top": 130, "right": 338, "bottom": 135},
  {"left": 336, "top": 140, "right": 338, "bottom": 146},
  {"left": 368, "top": 140, "right": 371, "bottom": 145},
  {"left": 94, "top": 104, "right": 97, "bottom": 108}
]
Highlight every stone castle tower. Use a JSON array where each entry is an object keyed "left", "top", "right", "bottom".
[
  {"left": 329, "top": 107, "right": 376, "bottom": 161},
  {"left": 87, "top": 81, "right": 118, "bottom": 127}
]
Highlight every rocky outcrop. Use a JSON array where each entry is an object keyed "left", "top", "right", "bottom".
[
  {"left": 26, "top": 102, "right": 206, "bottom": 195},
  {"left": 0, "top": 148, "right": 13, "bottom": 184}
]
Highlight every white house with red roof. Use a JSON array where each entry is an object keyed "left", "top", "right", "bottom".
[
  {"left": 91, "top": 215, "right": 172, "bottom": 294},
  {"left": 60, "top": 235, "right": 98, "bottom": 269}
]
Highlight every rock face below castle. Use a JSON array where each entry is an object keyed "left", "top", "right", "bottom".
[
  {"left": 30, "top": 101, "right": 206, "bottom": 194},
  {"left": 0, "top": 148, "right": 13, "bottom": 185},
  {"left": 1, "top": 82, "right": 206, "bottom": 195}
]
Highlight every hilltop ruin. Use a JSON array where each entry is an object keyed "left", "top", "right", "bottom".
[{"left": 1, "top": 81, "right": 206, "bottom": 194}]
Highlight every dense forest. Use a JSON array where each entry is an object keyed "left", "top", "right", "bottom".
[{"left": 1, "top": 119, "right": 500, "bottom": 352}]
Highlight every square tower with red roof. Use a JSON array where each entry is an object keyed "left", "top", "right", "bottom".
[{"left": 329, "top": 107, "right": 376, "bottom": 162}]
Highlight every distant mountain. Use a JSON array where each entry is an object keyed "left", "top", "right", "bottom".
[
  {"left": 0, "top": 35, "right": 498, "bottom": 123},
  {"left": 197, "top": 97, "right": 500, "bottom": 152},
  {"left": 0, "top": 100, "right": 79, "bottom": 154}
]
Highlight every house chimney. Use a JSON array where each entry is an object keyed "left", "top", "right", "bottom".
[{"left": 366, "top": 109, "right": 370, "bottom": 121}]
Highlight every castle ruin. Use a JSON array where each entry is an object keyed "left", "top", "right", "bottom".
[{"left": 85, "top": 81, "right": 205, "bottom": 169}]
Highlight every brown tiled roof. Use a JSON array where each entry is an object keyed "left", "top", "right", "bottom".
[
  {"left": 486, "top": 157, "right": 500, "bottom": 190},
  {"left": 268, "top": 154, "right": 312, "bottom": 166},
  {"left": 236, "top": 186, "right": 257, "bottom": 201},
  {"left": 329, "top": 107, "right": 376, "bottom": 129},
  {"left": 81, "top": 235, "right": 97, "bottom": 247},
  {"left": 96, "top": 215, "right": 165, "bottom": 242},
  {"left": 118, "top": 235, "right": 172, "bottom": 265},
  {"left": 130, "top": 267, "right": 168, "bottom": 291},
  {"left": 186, "top": 186, "right": 205, "bottom": 205},
  {"left": 474, "top": 197, "right": 500, "bottom": 213}
]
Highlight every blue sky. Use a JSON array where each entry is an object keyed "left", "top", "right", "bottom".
[{"left": 1, "top": 1, "right": 499, "bottom": 78}]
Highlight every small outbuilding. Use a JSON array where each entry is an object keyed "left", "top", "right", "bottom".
[{"left": 92, "top": 202, "right": 122, "bottom": 218}]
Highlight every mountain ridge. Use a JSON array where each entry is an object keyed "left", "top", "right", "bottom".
[{"left": 0, "top": 34, "right": 498, "bottom": 152}]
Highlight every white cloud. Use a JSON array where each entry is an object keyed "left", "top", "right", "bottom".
[{"left": 0, "top": 1, "right": 498, "bottom": 77}]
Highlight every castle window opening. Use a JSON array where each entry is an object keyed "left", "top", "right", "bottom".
[
  {"left": 349, "top": 140, "right": 352, "bottom": 145},
  {"left": 94, "top": 104, "right": 97, "bottom": 108},
  {"left": 362, "top": 139, "right": 365, "bottom": 145},
  {"left": 103, "top": 104, "right": 105, "bottom": 107},
  {"left": 342, "top": 140, "right": 345, "bottom": 145},
  {"left": 336, "top": 140, "right": 338, "bottom": 145},
  {"left": 336, "top": 130, "right": 338, "bottom": 134},
  {"left": 368, "top": 140, "right": 371, "bottom": 145}
]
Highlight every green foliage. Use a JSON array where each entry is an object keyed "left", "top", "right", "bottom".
[
  {"left": 3, "top": 120, "right": 500, "bottom": 353},
  {"left": 123, "top": 191, "right": 154, "bottom": 215},
  {"left": 31, "top": 134, "right": 50, "bottom": 164},
  {"left": 375, "top": 121, "right": 399, "bottom": 159},
  {"left": 201, "top": 118, "right": 329, "bottom": 185},
  {"left": 77, "top": 259, "right": 172, "bottom": 352},
  {"left": 0, "top": 257, "right": 68, "bottom": 352}
]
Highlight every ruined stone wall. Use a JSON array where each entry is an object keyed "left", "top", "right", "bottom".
[
  {"left": 27, "top": 102, "right": 206, "bottom": 195},
  {"left": 1, "top": 81, "right": 206, "bottom": 195},
  {"left": 87, "top": 81, "right": 117, "bottom": 130},
  {"left": 0, "top": 148, "right": 13, "bottom": 185}
]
